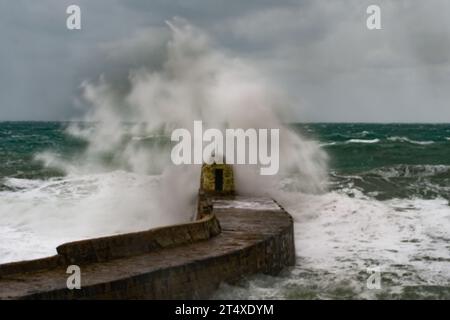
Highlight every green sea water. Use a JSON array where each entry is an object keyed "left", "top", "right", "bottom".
[
  {"left": 294, "top": 123, "right": 450, "bottom": 200},
  {"left": 1, "top": 122, "right": 449, "bottom": 199},
  {"left": 0, "top": 122, "right": 84, "bottom": 181}
]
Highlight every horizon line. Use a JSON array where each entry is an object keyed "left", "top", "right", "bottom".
[{"left": 0, "top": 120, "right": 449, "bottom": 125}]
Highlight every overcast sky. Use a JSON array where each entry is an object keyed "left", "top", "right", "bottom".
[{"left": 0, "top": 0, "right": 449, "bottom": 122}]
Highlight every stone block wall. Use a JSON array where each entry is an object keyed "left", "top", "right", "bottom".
[
  {"left": 0, "top": 214, "right": 221, "bottom": 277},
  {"left": 56, "top": 214, "right": 221, "bottom": 265},
  {"left": 0, "top": 197, "right": 295, "bottom": 300},
  {"left": 24, "top": 219, "right": 295, "bottom": 300}
]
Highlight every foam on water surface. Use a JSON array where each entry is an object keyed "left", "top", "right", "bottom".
[
  {"left": 0, "top": 171, "right": 194, "bottom": 264},
  {"left": 214, "top": 189, "right": 450, "bottom": 299}
]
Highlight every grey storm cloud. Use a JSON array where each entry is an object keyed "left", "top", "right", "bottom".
[{"left": 0, "top": 0, "right": 449, "bottom": 122}]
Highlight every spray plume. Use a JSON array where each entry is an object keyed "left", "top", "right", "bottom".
[{"left": 40, "top": 18, "right": 328, "bottom": 231}]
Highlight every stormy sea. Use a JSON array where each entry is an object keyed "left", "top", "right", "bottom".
[{"left": 0, "top": 122, "right": 449, "bottom": 299}]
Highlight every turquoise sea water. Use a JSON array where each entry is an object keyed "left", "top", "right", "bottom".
[
  {"left": 295, "top": 123, "right": 450, "bottom": 201},
  {"left": 1, "top": 122, "right": 449, "bottom": 199},
  {"left": 0, "top": 122, "right": 83, "bottom": 181}
]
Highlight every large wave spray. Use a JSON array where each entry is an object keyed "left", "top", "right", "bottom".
[
  {"left": 1, "top": 19, "right": 328, "bottom": 263},
  {"left": 65, "top": 19, "right": 328, "bottom": 194},
  {"left": 46, "top": 19, "right": 328, "bottom": 210}
]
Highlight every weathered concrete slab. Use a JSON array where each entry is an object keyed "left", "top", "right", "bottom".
[{"left": 0, "top": 196, "right": 295, "bottom": 299}]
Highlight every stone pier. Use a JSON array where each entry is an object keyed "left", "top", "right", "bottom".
[{"left": 0, "top": 196, "right": 295, "bottom": 299}]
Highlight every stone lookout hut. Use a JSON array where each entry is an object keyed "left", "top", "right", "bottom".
[
  {"left": 200, "top": 161, "right": 234, "bottom": 195},
  {"left": 197, "top": 153, "right": 235, "bottom": 219},
  {"left": 199, "top": 152, "right": 234, "bottom": 196}
]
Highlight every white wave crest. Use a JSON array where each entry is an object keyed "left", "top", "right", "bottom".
[
  {"left": 370, "top": 164, "right": 450, "bottom": 179},
  {"left": 346, "top": 138, "right": 380, "bottom": 144},
  {"left": 388, "top": 136, "right": 434, "bottom": 145},
  {"left": 319, "top": 142, "right": 337, "bottom": 147}
]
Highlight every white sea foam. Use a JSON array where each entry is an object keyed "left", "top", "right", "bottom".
[
  {"left": 346, "top": 138, "right": 380, "bottom": 144},
  {"left": 283, "top": 192, "right": 449, "bottom": 279},
  {"left": 370, "top": 164, "right": 450, "bottom": 179},
  {"left": 214, "top": 189, "right": 450, "bottom": 299},
  {"left": 0, "top": 171, "right": 198, "bottom": 263},
  {"left": 319, "top": 142, "right": 337, "bottom": 147},
  {"left": 388, "top": 136, "right": 434, "bottom": 145}
]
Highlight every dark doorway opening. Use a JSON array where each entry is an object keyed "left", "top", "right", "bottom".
[{"left": 215, "top": 169, "right": 223, "bottom": 192}]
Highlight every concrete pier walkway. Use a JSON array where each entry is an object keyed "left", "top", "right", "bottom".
[{"left": 0, "top": 196, "right": 295, "bottom": 299}]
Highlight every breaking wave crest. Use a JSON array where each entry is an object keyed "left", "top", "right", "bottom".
[
  {"left": 388, "top": 136, "right": 435, "bottom": 145},
  {"left": 328, "top": 164, "right": 450, "bottom": 201},
  {"left": 368, "top": 164, "right": 450, "bottom": 179},
  {"left": 346, "top": 138, "right": 380, "bottom": 144}
]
